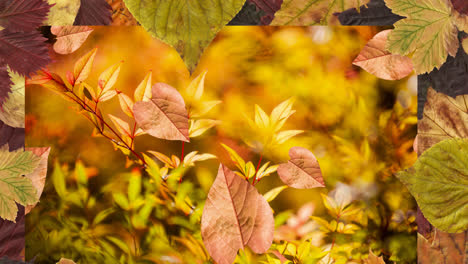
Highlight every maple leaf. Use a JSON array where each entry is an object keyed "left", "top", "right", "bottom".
[
  {"left": 74, "top": 0, "right": 112, "bottom": 25},
  {"left": 338, "top": 0, "right": 403, "bottom": 25},
  {"left": 0, "top": 0, "right": 52, "bottom": 32},
  {"left": 201, "top": 164, "right": 274, "bottom": 264},
  {"left": 0, "top": 29, "right": 50, "bottom": 77},
  {"left": 384, "top": 0, "right": 461, "bottom": 74}
]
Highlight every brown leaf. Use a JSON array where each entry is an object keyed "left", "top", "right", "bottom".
[
  {"left": 24, "top": 147, "right": 50, "bottom": 214},
  {"left": 133, "top": 83, "right": 190, "bottom": 142},
  {"left": 51, "top": 26, "right": 93, "bottom": 55},
  {"left": 56, "top": 258, "right": 77, "bottom": 264},
  {"left": 277, "top": 147, "right": 325, "bottom": 189},
  {"left": 417, "top": 88, "right": 468, "bottom": 154},
  {"left": 363, "top": 250, "right": 385, "bottom": 264},
  {"left": 353, "top": 29, "right": 413, "bottom": 80},
  {"left": 201, "top": 164, "right": 274, "bottom": 264}
]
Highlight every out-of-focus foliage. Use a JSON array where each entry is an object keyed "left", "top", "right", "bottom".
[{"left": 26, "top": 26, "right": 417, "bottom": 263}]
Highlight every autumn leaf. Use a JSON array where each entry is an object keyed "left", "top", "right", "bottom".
[
  {"left": 74, "top": 48, "right": 97, "bottom": 84},
  {"left": 384, "top": 0, "right": 461, "bottom": 74},
  {"left": 277, "top": 147, "right": 325, "bottom": 189},
  {"left": 134, "top": 83, "right": 190, "bottom": 142},
  {"left": 0, "top": 0, "right": 52, "bottom": 32},
  {"left": 56, "top": 258, "right": 76, "bottom": 264},
  {"left": 46, "top": 0, "right": 81, "bottom": 25},
  {"left": 248, "top": 0, "right": 283, "bottom": 24},
  {"left": 353, "top": 29, "right": 413, "bottom": 80},
  {"left": 201, "top": 164, "right": 274, "bottom": 264},
  {"left": 0, "top": 147, "right": 40, "bottom": 222},
  {"left": 51, "top": 26, "right": 93, "bottom": 54},
  {"left": 363, "top": 250, "right": 385, "bottom": 264},
  {"left": 337, "top": 0, "right": 403, "bottom": 25},
  {"left": 0, "top": 65, "right": 12, "bottom": 108},
  {"left": 0, "top": 121, "right": 24, "bottom": 151},
  {"left": 134, "top": 71, "right": 152, "bottom": 102},
  {"left": 106, "top": 0, "right": 138, "bottom": 25},
  {"left": 73, "top": 0, "right": 112, "bottom": 25},
  {"left": 396, "top": 138, "right": 468, "bottom": 233},
  {"left": 263, "top": 185, "right": 287, "bottom": 202},
  {"left": 271, "top": 0, "right": 362, "bottom": 25},
  {"left": 24, "top": 147, "right": 50, "bottom": 214},
  {"left": 0, "top": 206, "right": 25, "bottom": 260},
  {"left": 122, "top": 0, "right": 245, "bottom": 73},
  {"left": 0, "top": 69, "right": 25, "bottom": 128},
  {"left": 0, "top": 29, "right": 50, "bottom": 77},
  {"left": 417, "top": 88, "right": 468, "bottom": 154}
]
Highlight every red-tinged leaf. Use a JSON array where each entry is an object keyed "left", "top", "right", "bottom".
[
  {"left": 108, "top": 114, "right": 131, "bottom": 136},
  {"left": 24, "top": 147, "right": 50, "bottom": 214},
  {"left": 117, "top": 92, "right": 134, "bottom": 118},
  {"left": 0, "top": 205, "right": 24, "bottom": 260},
  {"left": 277, "top": 147, "right": 325, "bottom": 189},
  {"left": 51, "top": 26, "right": 93, "bottom": 55},
  {"left": 353, "top": 30, "right": 413, "bottom": 80},
  {"left": 73, "top": 0, "right": 112, "bottom": 25},
  {"left": 74, "top": 48, "right": 97, "bottom": 84},
  {"left": 0, "top": 29, "right": 50, "bottom": 77},
  {"left": 0, "top": 0, "right": 52, "bottom": 32},
  {"left": 133, "top": 83, "right": 190, "bottom": 142},
  {"left": 0, "top": 121, "right": 24, "bottom": 151},
  {"left": 451, "top": 0, "right": 468, "bottom": 15},
  {"left": 248, "top": 0, "right": 283, "bottom": 24},
  {"left": 201, "top": 164, "right": 274, "bottom": 264},
  {"left": 97, "top": 61, "right": 121, "bottom": 95},
  {"left": 0, "top": 65, "right": 12, "bottom": 107}
]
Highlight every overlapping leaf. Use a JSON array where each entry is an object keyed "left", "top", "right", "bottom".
[
  {"left": 0, "top": 69, "right": 24, "bottom": 128},
  {"left": 396, "top": 138, "right": 468, "bottom": 233},
  {"left": 277, "top": 147, "right": 325, "bottom": 189},
  {"left": 0, "top": 206, "right": 25, "bottom": 260},
  {"left": 338, "top": 0, "right": 403, "bottom": 25},
  {"left": 74, "top": 0, "right": 112, "bottom": 25},
  {"left": 249, "top": 0, "right": 283, "bottom": 24},
  {"left": 384, "top": 0, "right": 461, "bottom": 74},
  {"left": 0, "top": 122, "right": 24, "bottom": 151},
  {"left": 0, "top": 0, "right": 52, "bottom": 31},
  {"left": 122, "top": 0, "right": 246, "bottom": 72},
  {"left": 24, "top": 147, "right": 50, "bottom": 214},
  {"left": 46, "top": 0, "right": 81, "bottom": 25},
  {"left": 0, "top": 65, "right": 12, "bottom": 107},
  {"left": 52, "top": 26, "right": 93, "bottom": 54},
  {"left": 133, "top": 83, "right": 190, "bottom": 142},
  {"left": 353, "top": 30, "right": 413, "bottom": 80},
  {"left": 271, "top": 0, "right": 362, "bottom": 25},
  {"left": 201, "top": 164, "right": 274, "bottom": 264}
]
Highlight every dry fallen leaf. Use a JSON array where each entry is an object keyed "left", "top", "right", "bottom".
[
  {"left": 353, "top": 29, "right": 413, "bottom": 80},
  {"left": 24, "top": 147, "right": 50, "bottom": 214},
  {"left": 201, "top": 164, "right": 274, "bottom": 264},
  {"left": 363, "top": 250, "right": 385, "bottom": 264},
  {"left": 277, "top": 147, "right": 325, "bottom": 189},
  {"left": 51, "top": 26, "right": 93, "bottom": 55},
  {"left": 133, "top": 83, "right": 190, "bottom": 142}
]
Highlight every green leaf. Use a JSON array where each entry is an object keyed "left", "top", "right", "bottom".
[
  {"left": 271, "top": 0, "right": 361, "bottom": 25},
  {"left": 384, "top": 0, "right": 460, "bottom": 74},
  {"left": 395, "top": 138, "right": 468, "bottom": 233},
  {"left": 122, "top": 0, "right": 246, "bottom": 73},
  {"left": 51, "top": 161, "right": 67, "bottom": 198},
  {"left": 0, "top": 147, "right": 40, "bottom": 175}
]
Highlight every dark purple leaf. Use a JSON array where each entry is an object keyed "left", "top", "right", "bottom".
[
  {"left": 249, "top": 0, "right": 282, "bottom": 25},
  {"left": 0, "top": 120, "right": 24, "bottom": 151},
  {"left": 0, "top": 65, "right": 12, "bottom": 107},
  {"left": 73, "top": 0, "right": 112, "bottom": 25},
  {"left": 229, "top": 1, "right": 263, "bottom": 25},
  {"left": 0, "top": 29, "right": 50, "bottom": 77},
  {"left": 0, "top": 206, "right": 24, "bottom": 261},
  {"left": 451, "top": 0, "right": 468, "bottom": 15},
  {"left": 337, "top": 0, "right": 403, "bottom": 26},
  {"left": 0, "top": 0, "right": 52, "bottom": 32}
]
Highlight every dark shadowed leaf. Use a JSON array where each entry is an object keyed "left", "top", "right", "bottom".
[
  {"left": 0, "top": 30, "right": 50, "bottom": 77},
  {"left": 451, "top": 0, "right": 468, "bottom": 15},
  {"left": 0, "top": 206, "right": 24, "bottom": 261},
  {"left": 73, "top": 0, "right": 112, "bottom": 25},
  {"left": 133, "top": 83, "right": 190, "bottom": 142},
  {"left": 249, "top": 0, "right": 283, "bottom": 25},
  {"left": 0, "top": 65, "right": 12, "bottom": 107},
  {"left": 338, "top": 0, "right": 403, "bottom": 25},
  {"left": 228, "top": 1, "right": 263, "bottom": 25},
  {"left": 277, "top": 147, "right": 325, "bottom": 189},
  {"left": 0, "top": 122, "right": 24, "bottom": 151},
  {"left": 201, "top": 164, "right": 274, "bottom": 264},
  {"left": 0, "top": 0, "right": 52, "bottom": 32}
]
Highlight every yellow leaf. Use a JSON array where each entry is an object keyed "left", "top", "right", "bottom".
[
  {"left": 274, "top": 130, "right": 304, "bottom": 145},
  {"left": 98, "top": 61, "right": 122, "bottom": 95},
  {"left": 134, "top": 71, "right": 152, "bottom": 102},
  {"left": 148, "top": 151, "right": 173, "bottom": 168},
  {"left": 73, "top": 48, "right": 97, "bottom": 84},
  {"left": 189, "top": 119, "right": 219, "bottom": 138},
  {"left": 118, "top": 92, "right": 135, "bottom": 118},
  {"left": 270, "top": 97, "right": 295, "bottom": 131},
  {"left": 99, "top": 90, "right": 117, "bottom": 102},
  {"left": 221, "top": 144, "right": 246, "bottom": 174},
  {"left": 263, "top": 185, "right": 288, "bottom": 202},
  {"left": 186, "top": 71, "right": 207, "bottom": 100},
  {"left": 245, "top": 161, "right": 256, "bottom": 179},
  {"left": 108, "top": 114, "right": 131, "bottom": 136}
]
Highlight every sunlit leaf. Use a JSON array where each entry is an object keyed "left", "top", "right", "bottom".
[
  {"left": 353, "top": 29, "right": 413, "bottom": 80},
  {"left": 186, "top": 71, "right": 207, "bottom": 101},
  {"left": 189, "top": 119, "right": 219, "bottom": 138},
  {"left": 363, "top": 250, "right": 385, "bottom": 264},
  {"left": 117, "top": 92, "right": 134, "bottom": 118},
  {"left": 274, "top": 130, "right": 303, "bottom": 145},
  {"left": 97, "top": 61, "right": 122, "bottom": 95},
  {"left": 108, "top": 114, "right": 131, "bottom": 136},
  {"left": 51, "top": 26, "right": 93, "bottom": 54},
  {"left": 255, "top": 104, "right": 270, "bottom": 129},
  {"left": 24, "top": 147, "right": 50, "bottom": 214},
  {"left": 263, "top": 185, "right": 288, "bottom": 202},
  {"left": 396, "top": 138, "right": 468, "bottom": 233},
  {"left": 183, "top": 151, "right": 216, "bottom": 167},
  {"left": 133, "top": 83, "right": 190, "bottom": 142},
  {"left": 277, "top": 147, "right": 325, "bottom": 189},
  {"left": 123, "top": 0, "right": 245, "bottom": 72},
  {"left": 201, "top": 164, "right": 274, "bottom": 264},
  {"left": 134, "top": 71, "right": 152, "bottom": 102},
  {"left": 74, "top": 48, "right": 97, "bottom": 84},
  {"left": 221, "top": 143, "right": 246, "bottom": 175}
]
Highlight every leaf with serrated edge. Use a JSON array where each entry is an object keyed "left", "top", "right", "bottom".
[
  {"left": 201, "top": 164, "right": 274, "bottom": 264},
  {"left": 396, "top": 138, "right": 468, "bottom": 233},
  {"left": 51, "top": 26, "right": 93, "bottom": 55},
  {"left": 74, "top": 48, "right": 97, "bottom": 83},
  {"left": 0, "top": 69, "right": 24, "bottom": 128},
  {"left": 277, "top": 147, "right": 325, "bottom": 189},
  {"left": 385, "top": 0, "right": 459, "bottom": 74},
  {"left": 353, "top": 29, "right": 413, "bottom": 80},
  {"left": 24, "top": 147, "right": 50, "bottom": 214},
  {"left": 0, "top": 0, "right": 52, "bottom": 31},
  {"left": 133, "top": 83, "right": 189, "bottom": 142},
  {"left": 46, "top": 0, "right": 81, "bottom": 25},
  {"left": 123, "top": 0, "right": 245, "bottom": 73}
]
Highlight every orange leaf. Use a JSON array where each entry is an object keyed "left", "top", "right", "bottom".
[
  {"left": 353, "top": 30, "right": 413, "bottom": 80},
  {"left": 201, "top": 164, "right": 274, "bottom": 264},
  {"left": 133, "top": 83, "right": 190, "bottom": 142},
  {"left": 73, "top": 48, "right": 97, "bottom": 84},
  {"left": 51, "top": 26, "right": 93, "bottom": 55},
  {"left": 277, "top": 147, "right": 325, "bottom": 189},
  {"left": 118, "top": 92, "right": 134, "bottom": 118}
]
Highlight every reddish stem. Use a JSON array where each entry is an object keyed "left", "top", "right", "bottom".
[
  {"left": 181, "top": 141, "right": 185, "bottom": 162},
  {"left": 253, "top": 154, "right": 263, "bottom": 185}
]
